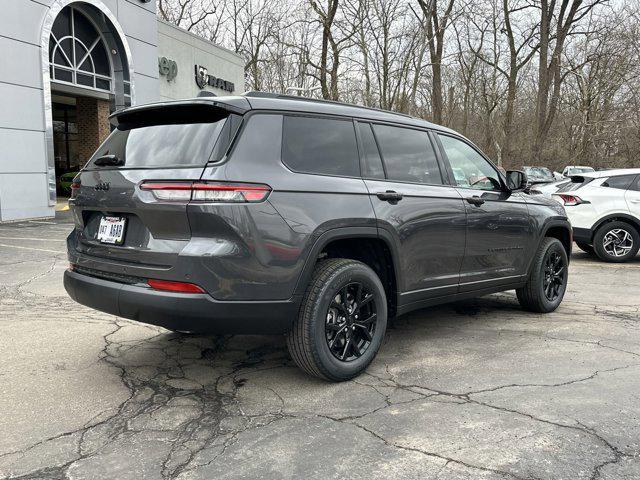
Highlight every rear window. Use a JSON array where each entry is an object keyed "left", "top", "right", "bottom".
[
  {"left": 557, "top": 176, "right": 594, "bottom": 192},
  {"left": 86, "top": 118, "right": 228, "bottom": 169},
  {"left": 282, "top": 115, "right": 359, "bottom": 177}
]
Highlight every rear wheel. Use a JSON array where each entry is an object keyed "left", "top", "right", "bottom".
[
  {"left": 575, "top": 242, "right": 595, "bottom": 255},
  {"left": 593, "top": 221, "right": 640, "bottom": 263},
  {"left": 517, "top": 237, "right": 568, "bottom": 313},
  {"left": 287, "top": 259, "right": 387, "bottom": 381}
]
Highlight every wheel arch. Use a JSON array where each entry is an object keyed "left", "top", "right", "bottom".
[
  {"left": 543, "top": 221, "right": 573, "bottom": 257},
  {"left": 293, "top": 227, "right": 401, "bottom": 317},
  {"left": 591, "top": 213, "right": 640, "bottom": 241},
  {"left": 525, "top": 219, "right": 572, "bottom": 277}
]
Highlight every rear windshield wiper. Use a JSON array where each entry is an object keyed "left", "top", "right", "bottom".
[{"left": 94, "top": 154, "right": 124, "bottom": 167}]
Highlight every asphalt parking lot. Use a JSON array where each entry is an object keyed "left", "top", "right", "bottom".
[{"left": 0, "top": 212, "right": 639, "bottom": 480}]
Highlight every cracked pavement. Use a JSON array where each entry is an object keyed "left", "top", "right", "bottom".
[{"left": 1, "top": 212, "right": 639, "bottom": 480}]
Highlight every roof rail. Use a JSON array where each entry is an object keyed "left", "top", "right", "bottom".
[{"left": 242, "top": 91, "right": 414, "bottom": 119}]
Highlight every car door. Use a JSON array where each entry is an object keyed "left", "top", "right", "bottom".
[
  {"left": 435, "top": 133, "right": 533, "bottom": 291},
  {"left": 623, "top": 175, "right": 640, "bottom": 217},
  {"left": 357, "top": 121, "right": 467, "bottom": 303}
]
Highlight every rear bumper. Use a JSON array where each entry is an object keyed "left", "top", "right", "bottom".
[{"left": 63, "top": 269, "right": 299, "bottom": 334}]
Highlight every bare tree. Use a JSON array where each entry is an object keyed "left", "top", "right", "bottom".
[
  {"left": 533, "top": 0, "right": 608, "bottom": 161},
  {"left": 158, "top": 0, "right": 640, "bottom": 170},
  {"left": 158, "top": 0, "right": 225, "bottom": 41},
  {"left": 417, "top": 0, "right": 457, "bottom": 124}
]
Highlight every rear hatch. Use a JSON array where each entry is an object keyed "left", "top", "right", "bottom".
[{"left": 69, "top": 101, "right": 244, "bottom": 268}]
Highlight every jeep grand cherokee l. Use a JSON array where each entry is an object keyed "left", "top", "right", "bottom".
[{"left": 64, "top": 93, "right": 572, "bottom": 381}]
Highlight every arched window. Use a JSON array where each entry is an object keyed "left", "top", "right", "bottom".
[{"left": 49, "top": 6, "right": 113, "bottom": 92}]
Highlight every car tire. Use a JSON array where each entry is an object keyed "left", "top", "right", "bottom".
[
  {"left": 287, "top": 258, "right": 387, "bottom": 382},
  {"left": 517, "top": 237, "right": 568, "bottom": 313},
  {"left": 575, "top": 242, "right": 595, "bottom": 255},
  {"left": 593, "top": 221, "right": 640, "bottom": 263}
]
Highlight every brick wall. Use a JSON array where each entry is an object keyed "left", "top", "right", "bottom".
[{"left": 76, "top": 97, "right": 111, "bottom": 165}]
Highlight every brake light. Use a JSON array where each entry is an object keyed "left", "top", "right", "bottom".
[
  {"left": 147, "top": 278, "right": 205, "bottom": 294},
  {"left": 140, "top": 181, "right": 271, "bottom": 203},
  {"left": 70, "top": 181, "right": 81, "bottom": 198},
  {"left": 557, "top": 194, "right": 588, "bottom": 206}
]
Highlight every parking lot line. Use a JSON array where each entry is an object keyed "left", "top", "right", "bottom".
[
  {"left": 0, "top": 237, "right": 66, "bottom": 242},
  {"left": 0, "top": 243, "right": 64, "bottom": 254}
]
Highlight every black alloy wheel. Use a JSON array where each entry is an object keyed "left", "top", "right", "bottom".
[
  {"left": 287, "top": 258, "right": 388, "bottom": 381},
  {"left": 325, "top": 282, "right": 377, "bottom": 362},
  {"left": 517, "top": 237, "right": 568, "bottom": 313},
  {"left": 542, "top": 250, "right": 566, "bottom": 301}
]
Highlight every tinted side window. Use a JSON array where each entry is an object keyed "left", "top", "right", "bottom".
[
  {"left": 602, "top": 175, "right": 636, "bottom": 190},
  {"left": 438, "top": 134, "right": 501, "bottom": 191},
  {"left": 357, "top": 122, "right": 385, "bottom": 179},
  {"left": 282, "top": 116, "right": 359, "bottom": 177},
  {"left": 373, "top": 125, "right": 442, "bottom": 184}
]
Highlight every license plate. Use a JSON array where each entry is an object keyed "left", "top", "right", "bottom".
[{"left": 97, "top": 216, "right": 126, "bottom": 245}]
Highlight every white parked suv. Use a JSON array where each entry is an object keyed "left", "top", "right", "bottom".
[{"left": 553, "top": 168, "right": 640, "bottom": 262}]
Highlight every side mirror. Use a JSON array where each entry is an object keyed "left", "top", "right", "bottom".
[{"left": 506, "top": 170, "right": 528, "bottom": 191}]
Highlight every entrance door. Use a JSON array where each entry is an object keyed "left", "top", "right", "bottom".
[
  {"left": 624, "top": 175, "right": 640, "bottom": 217},
  {"left": 435, "top": 133, "right": 533, "bottom": 291},
  {"left": 52, "top": 97, "right": 79, "bottom": 195}
]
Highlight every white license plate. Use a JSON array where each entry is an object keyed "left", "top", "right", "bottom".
[{"left": 97, "top": 216, "right": 127, "bottom": 245}]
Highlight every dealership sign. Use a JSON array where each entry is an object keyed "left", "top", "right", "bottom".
[
  {"left": 195, "top": 65, "right": 235, "bottom": 92},
  {"left": 158, "top": 57, "right": 178, "bottom": 82}
]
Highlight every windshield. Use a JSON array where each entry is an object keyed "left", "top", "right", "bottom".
[
  {"left": 85, "top": 119, "right": 227, "bottom": 169},
  {"left": 524, "top": 167, "right": 554, "bottom": 179},
  {"left": 567, "top": 167, "right": 595, "bottom": 175}
]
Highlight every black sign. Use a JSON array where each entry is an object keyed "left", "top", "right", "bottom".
[{"left": 195, "top": 65, "right": 234, "bottom": 93}]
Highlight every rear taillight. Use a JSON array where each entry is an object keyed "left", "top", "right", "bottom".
[
  {"left": 140, "top": 181, "right": 271, "bottom": 203},
  {"left": 147, "top": 278, "right": 205, "bottom": 294},
  {"left": 557, "top": 194, "right": 588, "bottom": 206},
  {"left": 70, "top": 181, "right": 81, "bottom": 198}
]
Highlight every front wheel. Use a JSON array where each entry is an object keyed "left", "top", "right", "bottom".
[
  {"left": 517, "top": 237, "right": 568, "bottom": 313},
  {"left": 287, "top": 259, "right": 387, "bottom": 381}
]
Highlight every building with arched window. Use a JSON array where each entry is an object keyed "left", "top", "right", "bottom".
[{"left": 0, "top": 1, "right": 244, "bottom": 221}]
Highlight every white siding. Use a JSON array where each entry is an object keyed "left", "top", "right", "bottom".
[
  {"left": 157, "top": 20, "right": 245, "bottom": 100},
  {"left": 0, "top": 83, "right": 44, "bottom": 131},
  {"left": 0, "top": 173, "right": 52, "bottom": 222},
  {"left": 0, "top": 130, "right": 48, "bottom": 174}
]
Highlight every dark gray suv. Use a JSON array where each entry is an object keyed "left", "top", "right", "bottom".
[{"left": 64, "top": 93, "right": 572, "bottom": 381}]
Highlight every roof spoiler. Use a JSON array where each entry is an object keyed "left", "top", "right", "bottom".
[{"left": 110, "top": 98, "right": 250, "bottom": 130}]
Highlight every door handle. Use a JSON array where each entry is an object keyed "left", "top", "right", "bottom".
[
  {"left": 629, "top": 199, "right": 640, "bottom": 204},
  {"left": 466, "top": 196, "right": 485, "bottom": 206},
  {"left": 376, "top": 190, "right": 404, "bottom": 202}
]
